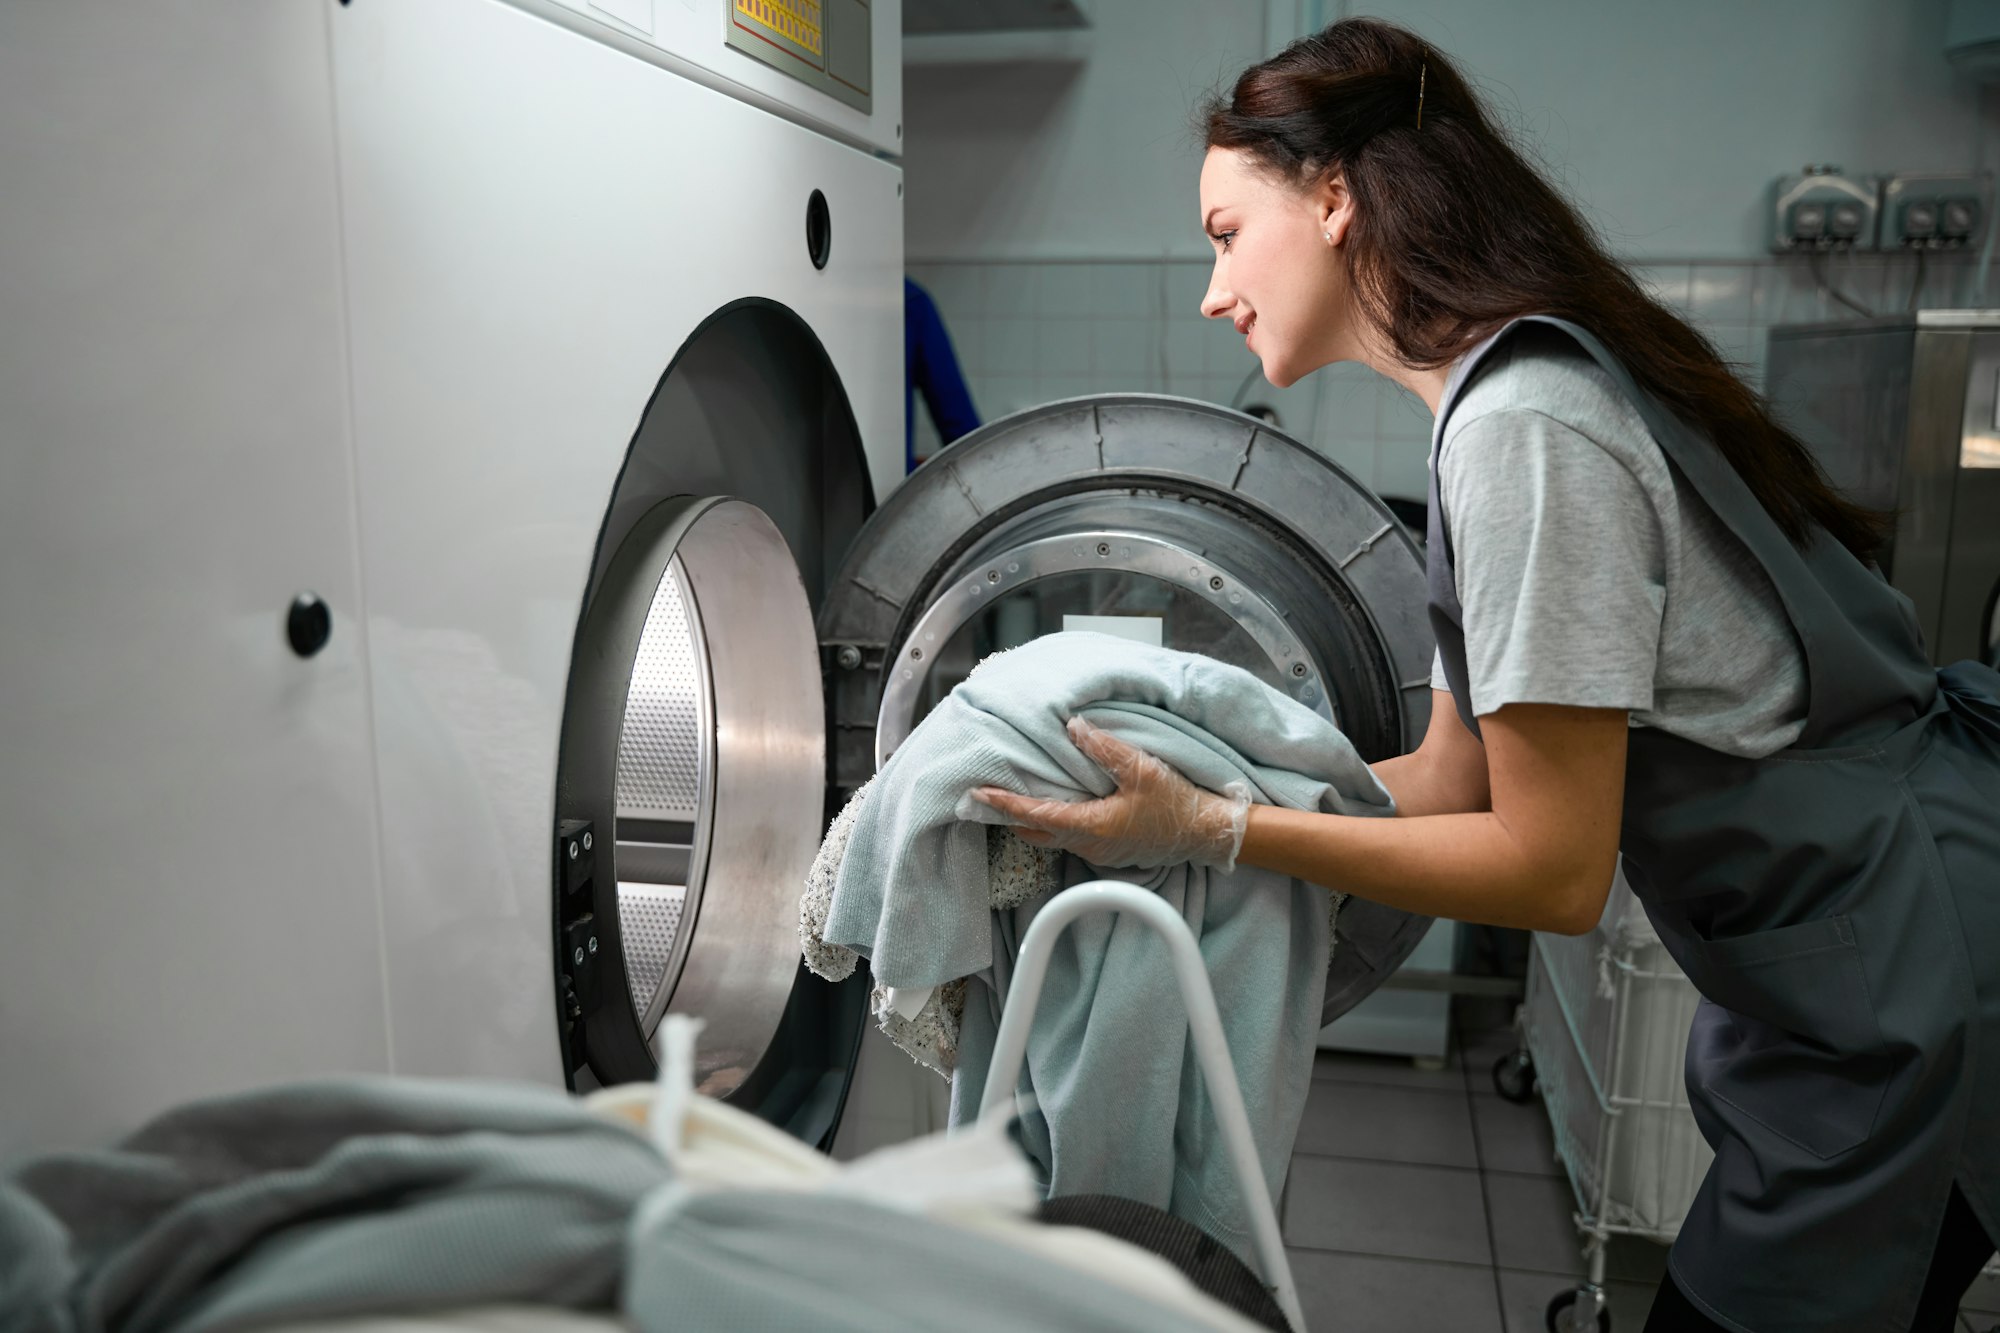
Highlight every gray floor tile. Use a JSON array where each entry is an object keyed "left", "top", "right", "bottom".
[
  {"left": 1284, "top": 1155, "right": 1493, "bottom": 1266},
  {"left": 1471, "top": 1092, "right": 1563, "bottom": 1177},
  {"left": 1312, "top": 1046, "right": 1467, "bottom": 1094},
  {"left": 1295, "top": 1079, "right": 1480, "bottom": 1169},
  {"left": 1485, "top": 1171, "right": 1589, "bottom": 1276},
  {"left": 1497, "top": 1267, "right": 1657, "bottom": 1333},
  {"left": 1481, "top": 1180, "right": 1671, "bottom": 1285},
  {"left": 1288, "top": 1247, "right": 1504, "bottom": 1333}
]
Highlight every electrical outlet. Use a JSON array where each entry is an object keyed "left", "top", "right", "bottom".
[
  {"left": 1883, "top": 171, "right": 1992, "bottom": 250},
  {"left": 1770, "top": 167, "right": 1881, "bottom": 252}
]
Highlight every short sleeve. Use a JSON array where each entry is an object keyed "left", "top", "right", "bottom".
[{"left": 1438, "top": 408, "right": 1665, "bottom": 719}]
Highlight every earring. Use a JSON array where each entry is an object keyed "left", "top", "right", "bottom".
[{"left": 1323, "top": 231, "right": 1332, "bottom": 242}]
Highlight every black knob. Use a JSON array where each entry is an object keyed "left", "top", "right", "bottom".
[
  {"left": 806, "top": 189, "right": 832, "bottom": 270},
  {"left": 287, "top": 593, "right": 332, "bottom": 659}
]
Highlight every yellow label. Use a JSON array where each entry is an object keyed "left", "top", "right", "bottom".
[{"left": 735, "top": 0, "right": 824, "bottom": 58}]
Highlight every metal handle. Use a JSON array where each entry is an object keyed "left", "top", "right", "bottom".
[{"left": 976, "top": 879, "right": 1306, "bottom": 1333}]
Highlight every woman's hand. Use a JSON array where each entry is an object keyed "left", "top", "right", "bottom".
[{"left": 972, "top": 716, "right": 1252, "bottom": 872}]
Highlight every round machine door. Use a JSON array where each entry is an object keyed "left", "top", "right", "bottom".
[
  {"left": 550, "top": 300, "right": 874, "bottom": 1149},
  {"left": 820, "top": 394, "right": 1437, "bottom": 1023}
]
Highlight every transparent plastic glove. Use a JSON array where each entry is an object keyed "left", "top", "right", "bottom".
[{"left": 972, "top": 716, "right": 1252, "bottom": 872}]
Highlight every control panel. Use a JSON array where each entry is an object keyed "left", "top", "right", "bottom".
[
  {"left": 1884, "top": 172, "right": 1990, "bottom": 251},
  {"left": 513, "top": 0, "right": 897, "bottom": 156},
  {"left": 1770, "top": 166, "right": 1882, "bottom": 251},
  {"left": 725, "top": 0, "right": 873, "bottom": 113},
  {"left": 1769, "top": 166, "right": 1992, "bottom": 255}
]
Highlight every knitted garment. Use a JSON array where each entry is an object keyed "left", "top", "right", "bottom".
[{"left": 802, "top": 778, "right": 1062, "bottom": 1074}]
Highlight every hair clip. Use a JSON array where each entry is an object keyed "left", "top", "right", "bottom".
[{"left": 1417, "top": 58, "right": 1428, "bottom": 129}]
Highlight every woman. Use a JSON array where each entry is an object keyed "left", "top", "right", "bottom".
[{"left": 974, "top": 19, "right": 1999, "bottom": 1333}]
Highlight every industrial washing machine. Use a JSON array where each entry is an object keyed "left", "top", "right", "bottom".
[
  {"left": 1766, "top": 311, "right": 2000, "bottom": 670},
  {"left": 0, "top": 0, "right": 1435, "bottom": 1162}
]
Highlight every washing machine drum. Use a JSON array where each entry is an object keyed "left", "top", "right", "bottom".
[
  {"left": 555, "top": 394, "right": 1436, "bottom": 1132},
  {"left": 822, "top": 397, "right": 1438, "bottom": 1027}
]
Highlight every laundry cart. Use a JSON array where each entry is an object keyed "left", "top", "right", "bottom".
[{"left": 1492, "top": 878, "right": 1710, "bottom": 1333}]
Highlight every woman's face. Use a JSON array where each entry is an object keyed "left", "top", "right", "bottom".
[{"left": 1198, "top": 147, "right": 1357, "bottom": 388}]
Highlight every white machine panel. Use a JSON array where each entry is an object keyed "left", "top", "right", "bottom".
[
  {"left": 517, "top": 0, "right": 902, "bottom": 157},
  {"left": 329, "top": 0, "right": 903, "bottom": 1081},
  {"left": 0, "top": 3, "right": 391, "bottom": 1157}
]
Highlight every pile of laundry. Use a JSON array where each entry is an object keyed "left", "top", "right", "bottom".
[
  {"left": 0, "top": 1018, "right": 1274, "bottom": 1333},
  {"left": 798, "top": 631, "right": 1396, "bottom": 1261}
]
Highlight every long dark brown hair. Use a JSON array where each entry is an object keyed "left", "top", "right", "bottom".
[{"left": 1202, "top": 19, "right": 1886, "bottom": 560}]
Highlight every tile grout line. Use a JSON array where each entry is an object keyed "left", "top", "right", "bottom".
[
  {"left": 1460, "top": 1016, "right": 1518, "bottom": 1332},
  {"left": 1287, "top": 1147, "right": 1483, "bottom": 1175},
  {"left": 1281, "top": 1242, "right": 1499, "bottom": 1275}
]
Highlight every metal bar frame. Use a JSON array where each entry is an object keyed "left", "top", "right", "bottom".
[{"left": 976, "top": 879, "right": 1306, "bottom": 1333}]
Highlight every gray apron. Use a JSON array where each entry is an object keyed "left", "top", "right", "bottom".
[{"left": 1426, "top": 317, "right": 2000, "bottom": 1333}]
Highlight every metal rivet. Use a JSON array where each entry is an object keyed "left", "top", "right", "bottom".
[
  {"left": 568, "top": 841, "right": 578, "bottom": 860},
  {"left": 1096, "top": 542, "right": 1111, "bottom": 557},
  {"left": 836, "top": 645, "right": 862, "bottom": 670},
  {"left": 573, "top": 947, "right": 585, "bottom": 966},
  {"left": 910, "top": 646, "right": 924, "bottom": 661},
  {"left": 1209, "top": 575, "right": 1225, "bottom": 591},
  {"left": 987, "top": 569, "right": 1000, "bottom": 582},
  {"left": 587, "top": 936, "right": 599, "bottom": 954},
  {"left": 582, "top": 831, "right": 593, "bottom": 851},
  {"left": 1291, "top": 662, "right": 1309, "bottom": 678}
]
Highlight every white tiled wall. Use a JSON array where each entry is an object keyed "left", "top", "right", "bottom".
[{"left": 907, "top": 254, "right": 1980, "bottom": 502}]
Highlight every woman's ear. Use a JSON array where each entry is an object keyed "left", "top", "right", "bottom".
[{"left": 1318, "top": 171, "right": 1356, "bottom": 248}]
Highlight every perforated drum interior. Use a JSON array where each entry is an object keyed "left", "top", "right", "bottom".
[{"left": 556, "top": 496, "right": 827, "bottom": 1096}]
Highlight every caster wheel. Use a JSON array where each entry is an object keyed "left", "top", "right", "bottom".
[
  {"left": 1546, "top": 1288, "right": 1611, "bottom": 1332},
  {"left": 1492, "top": 1049, "right": 1537, "bottom": 1103}
]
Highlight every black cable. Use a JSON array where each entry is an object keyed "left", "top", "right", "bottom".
[
  {"left": 1808, "top": 251, "right": 1875, "bottom": 318},
  {"left": 1908, "top": 250, "right": 1930, "bottom": 315}
]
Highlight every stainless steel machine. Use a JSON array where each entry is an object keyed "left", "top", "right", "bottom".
[
  {"left": 0, "top": 0, "right": 1437, "bottom": 1161},
  {"left": 1766, "top": 311, "right": 2000, "bottom": 667}
]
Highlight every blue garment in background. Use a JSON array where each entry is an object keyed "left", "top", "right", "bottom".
[{"left": 905, "top": 277, "right": 980, "bottom": 472}]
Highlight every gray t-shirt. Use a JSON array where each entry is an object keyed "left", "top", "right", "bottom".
[{"left": 1426, "top": 326, "right": 1807, "bottom": 759}]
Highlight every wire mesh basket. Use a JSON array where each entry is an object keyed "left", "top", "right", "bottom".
[
  {"left": 1497, "top": 879, "right": 1711, "bottom": 1331},
  {"left": 1502, "top": 881, "right": 1999, "bottom": 1329}
]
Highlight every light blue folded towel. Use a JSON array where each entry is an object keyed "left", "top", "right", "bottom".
[{"left": 820, "top": 632, "right": 1395, "bottom": 1258}]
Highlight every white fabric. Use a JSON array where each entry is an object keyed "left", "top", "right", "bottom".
[{"left": 592, "top": 1017, "right": 1266, "bottom": 1333}]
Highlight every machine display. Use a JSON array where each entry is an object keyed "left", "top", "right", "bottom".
[{"left": 725, "top": 0, "right": 874, "bottom": 112}]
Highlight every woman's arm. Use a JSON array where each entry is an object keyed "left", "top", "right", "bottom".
[
  {"left": 973, "top": 701, "right": 1627, "bottom": 936},
  {"left": 1242, "top": 702, "right": 1627, "bottom": 934},
  {"left": 1369, "top": 690, "right": 1492, "bottom": 818}
]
